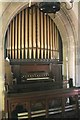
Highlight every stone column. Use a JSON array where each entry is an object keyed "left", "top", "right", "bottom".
[
  {"left": 76, "top": 2, "right": 80, "bottom": 87},
  {"left": 0, "top": 4, "right": 5, "bottom": 119}
]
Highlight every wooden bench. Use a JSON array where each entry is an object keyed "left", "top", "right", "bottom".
[{"left": 4, "top": 87, "right": 80, "bottom": 119}]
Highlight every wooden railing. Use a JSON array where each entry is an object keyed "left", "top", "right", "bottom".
[{"left": 5, "top": 87, "right": 80, "bottom": 119}]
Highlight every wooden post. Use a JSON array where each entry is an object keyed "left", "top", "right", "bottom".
[
  {"left": 28, "top": 101, "right": 31, "bottom": 119},
  {"left": 46, "top": 98, "right": 49, "bottom": 118},
  {"left": 61, "top": 97, "right": 65, "bottom": 118},
  {"left": 75, "top": 95, "right": 79, "bottom": 118}
]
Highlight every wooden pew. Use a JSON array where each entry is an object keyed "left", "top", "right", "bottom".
[{"left": 5, "top": 88, "right": 80, "bottom": 119}]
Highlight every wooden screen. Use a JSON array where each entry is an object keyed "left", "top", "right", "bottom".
[{"left": 5, "top": 5, "right": 62, "bottom": 60}]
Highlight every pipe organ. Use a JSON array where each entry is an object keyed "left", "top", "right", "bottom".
[
  {"left": 5, "top": 5, "right": 62, "bottom": 60},
  {"left": 4, "top": 4, "right": 63, "bottom": 119},
  {"left": 4, "top": 4, "right": 63, "bottom": 88},
  {"left": 5, "top": 4, "right": 63, "bottom": 93}
]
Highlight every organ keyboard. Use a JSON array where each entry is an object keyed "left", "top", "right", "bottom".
[
  {"left": 7, "top": 71, "right": 60, "bottom": 94},
  {"left": 5, "top": 60, "right": 62, "bottom": 94}
]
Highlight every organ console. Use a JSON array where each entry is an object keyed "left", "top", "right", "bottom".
[
  {"left": 5, "top": 59, "right": 63, "bottom": 94},
  {"left": 4, "top": 58, "right": 63, "bottom": 119}
]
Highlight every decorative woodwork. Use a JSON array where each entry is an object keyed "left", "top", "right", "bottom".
[{"left": 5, "top": 88, "right": 80, "bottom": 119}]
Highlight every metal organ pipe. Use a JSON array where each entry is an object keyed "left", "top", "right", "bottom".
[{"left": 5, "top": 5, "right": 61, "bottom": 61}]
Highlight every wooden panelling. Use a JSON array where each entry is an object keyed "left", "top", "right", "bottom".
[
  {"left": 20, "top": 64, "right": 49, "bottom": 73},
  {"left": 11, "top": 64, "right": 49, "bottom": 75},
  {"left": 5, "top": 88, "right": 80, "bottom": 119}
]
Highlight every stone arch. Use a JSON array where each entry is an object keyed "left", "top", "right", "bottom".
[
  {"left": 49, "top": 6, "right": 77, "bottom": 86},
  {"left": 2, "top": 2, "right": 77, "bottom": 86}
]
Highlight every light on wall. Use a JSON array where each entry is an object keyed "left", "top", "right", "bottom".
[
  {"left": 38, "top": 0, "right": 74, "bottom": 14},
  {"left": 39, "top": 2, "right": 60, "bottom": 14}
]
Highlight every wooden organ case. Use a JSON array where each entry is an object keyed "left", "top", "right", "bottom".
[
  {"left": 4, "top": 4, "right": 63, "bottom": 119},
  {"left": 9, "top": 60, "right": 63, "bottom": 93}
]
